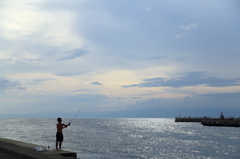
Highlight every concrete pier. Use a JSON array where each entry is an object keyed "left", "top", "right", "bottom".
[
  {"left": 0, "top": 138, "right": 77, "bottom": 159},
  {"left": 175, "top": 117, "right": 203, "bottom": 122},
  {"left": 201, "top": 119, "right": 240, "bottom": 127}
]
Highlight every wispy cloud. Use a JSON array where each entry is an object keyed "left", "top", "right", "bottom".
[
  {"left": 32, "top": 78, "right": 55, "bottom": 83},
  {"left": 55, "top": 71, "right": 89, "bottom": 77},
  {"left": 0, "top": 58, "right": 13, "bottom": 63},
  {"left": 91, "top": 81, "right": 103, "bottom": 85},
  {"left": 74, "top": 88, "right": 93, "bottom": 92},
  {"left": 122, "top": 55, "right": 168, "bottom": 60},
  {"left": 123, "top": 72, "right": 240, "bottom": 88},
  {"left": 57, "top": 49, "right": 89, "bottom": 61},
  {"left": 173, "top": 33, "right": 188, "bottom": 39},
  {"left": 144, "top": 56, "right": 168, "bottom": 60},
  {"left": 0, "top": 58, "right": 40, "bottom": 64},
  {"left": 180, "top": 23, "right": 198, "bottom": 31},
  {"left": 0, "top": 77, "right": 26, "bottom": 90},
  {"left": 16, "top": 58, "right": 40, "bottom": 65},
  {"left": 174, "top": 23, "right": 198, "bottom": 39}
]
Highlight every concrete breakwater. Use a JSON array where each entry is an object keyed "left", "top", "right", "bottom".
[
  {"left": 0, "top": 137, "right": 76, "bottom": 159},
  {"left": 201, "top": 119, "right": 240, "bottom": 127},
  {"left": 175, "top": 117, "right": 240, "bottom": 127},
  {"left": 175, "top": 117, "right": 203, "bottom": 122}
]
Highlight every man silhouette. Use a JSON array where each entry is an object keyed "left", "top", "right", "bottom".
[{"left": 56, "top": 117, "right": 70, "bottom": 149}]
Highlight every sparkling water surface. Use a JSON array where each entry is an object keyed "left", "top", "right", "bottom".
[{"left": 0, "top": 118, "right": 239, "bottom": 159}]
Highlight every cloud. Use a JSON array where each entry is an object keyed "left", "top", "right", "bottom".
[
  {"left": 141, "top": 56, "right": 168, "bottom": 60},
  {"left": 91, "top": 81, "right": 103, "bottom": 85},
  {"left": 75, "top": 88, "right": 94, "bottom": 92},
  {"left": 55, "top": 71, "right": 89, "bottom": 77},
  {"left": 0, "top": 58, "right": 40, "bottom": 65},
  {"left": 33, "top": 79, "right": 47, "bottom": 83},
  {"left": 57, "top": 49, "right": 89, "bottom": 61},
  {"left": 180, "top": 23, "right": 198, "bottom": 31},
  {"left": 123, "top": 72, "right": 240, "bottom": 88},
  {"left": 122, "top": 55, "right": 168, "bottom": 60},
  {"left": 32, "top": 78, "right": 55, "bottom": 83},
  {"left": 0, "top": 58, "right": 13, "bottom": 63},
  {"left": 16, "top": 58, "right": 40, "bottom": 65},
  {"left": 0, "top": 77, "right": 26, "bottom": 90},
  {"left": 173, "top": 33, "right": 188, "bottom": 39},
  {"left": 87, "top": 92, "right": 240, "bottom": 118}
]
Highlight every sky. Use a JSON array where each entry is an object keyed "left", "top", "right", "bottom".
[{"left": 0, "top": 0, "right": 240, "bottom": 118}]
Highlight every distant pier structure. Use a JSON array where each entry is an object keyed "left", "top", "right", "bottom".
[
  {"left": 175, "top": 111, "right": 204, "bottom": 122},
  {"left": 201, "top": 112, "right": 240, "bottom": 127},
  {"left": 201, "top": 118, "right": 240, "bottom": 127},
  {"left": 175, "top": 111, "right": 240, "bottom": 127},
  {"left": 175, "top": 117, "right": 203, "bottom": 122}
]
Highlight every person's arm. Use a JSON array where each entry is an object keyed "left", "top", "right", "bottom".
[{"left": 62, "top": 123, "right": 70, "bottom": 129}]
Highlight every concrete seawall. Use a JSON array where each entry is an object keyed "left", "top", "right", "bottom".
[
  {"left": 201, "top": 119, "right": 240, "bottom": 127},
  {"left": 175, "top": 117, "right": 203, "bottom": 122},
  {"left": 0, "top": 138, "right": 76, "bottom": 159}
]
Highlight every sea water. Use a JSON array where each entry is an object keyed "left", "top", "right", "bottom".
[{"left": 0, "top": 118, "right": 239, "bottom": 159}]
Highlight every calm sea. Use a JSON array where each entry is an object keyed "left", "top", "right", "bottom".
[{"left": 0, "top": 118, "right": 239, "bottom": 159}]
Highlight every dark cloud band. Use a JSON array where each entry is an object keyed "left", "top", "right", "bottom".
[
  {"left": 57, "top": 49, "right": 89, "bottom": 61},
  {"left": 0, "top": 77, "right": 26, "bottom": 90},
  {"left": 123, "top": 72, "right": 240, "bottom": 88}
]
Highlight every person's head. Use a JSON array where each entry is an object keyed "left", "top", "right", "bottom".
[{"left": 57, "top": 117, "right": 62, "bottom": 123}]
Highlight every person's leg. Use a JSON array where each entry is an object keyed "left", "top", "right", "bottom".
[
  {"left": 59, "top": 141, "right": 62, "bottom": 149},
  {"left": 56, "top": 141, "right": 58, "bottom": 149}
]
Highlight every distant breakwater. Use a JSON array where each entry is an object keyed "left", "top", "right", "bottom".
[
  {"left": 175, "top": 117, "right": 204, "bottom": 122},
  {"left": 175, "top": 117, "right": 240, "bottom": 127}
]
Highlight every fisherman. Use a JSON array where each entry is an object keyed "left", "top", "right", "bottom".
[{"left": 56, "top": 117, "right": 70, "bottom": 150}]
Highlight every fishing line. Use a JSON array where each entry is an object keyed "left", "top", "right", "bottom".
[{"left": 69, "top": 100, "right": 87, "bottom": 124}]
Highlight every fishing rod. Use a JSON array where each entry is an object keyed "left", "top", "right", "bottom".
[{"left": 69, "top": 100, "right": 87, "bottom": 125}]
